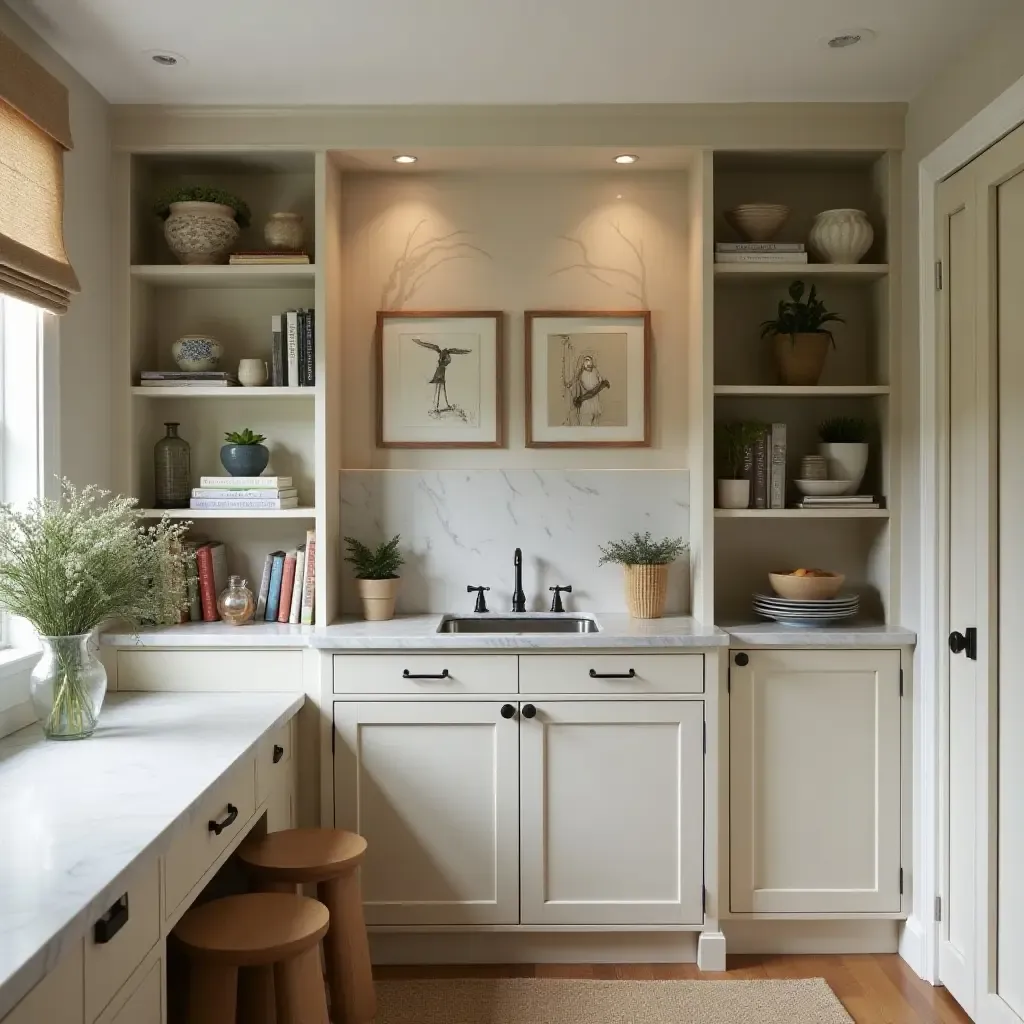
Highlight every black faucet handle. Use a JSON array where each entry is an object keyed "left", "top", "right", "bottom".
[
  {"left": 467, "top": 585, "right": 490, "bottom": 613},
  {"left": 549, "top": 585, "right": 573, "bottom": 613}
]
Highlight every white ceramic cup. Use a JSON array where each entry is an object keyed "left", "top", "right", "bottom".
[{"left": 238, "top": 359, "right": 268, "bottom": 387}]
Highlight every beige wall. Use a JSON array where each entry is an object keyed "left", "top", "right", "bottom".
[{"left": 0, "top": 6, "right": 113, "bottom": 491}]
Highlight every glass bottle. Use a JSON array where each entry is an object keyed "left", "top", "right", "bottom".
[
  {"left": 218, "top": 576, "right": 255, "bottom": 625},
  {"left": 154, "top": 422, "right": 190, "bottom": 508}
]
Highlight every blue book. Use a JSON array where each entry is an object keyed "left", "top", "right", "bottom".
[{"left": 265, "top": 551, "right": 286, "bottom": 621}]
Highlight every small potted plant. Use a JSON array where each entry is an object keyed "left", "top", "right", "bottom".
[
  {"left": 598, "top": 532, "right": 687, "bottom": 619},
  {"left": 154, "top": 186, "right": 251, "bottom": 265},
  {"left": 221, "top": 428, "right": 270, "bottom": 477},
  {"left": 715, "top": 421, "right": 764, "bottom": 509},
  {"left": 819, "top": 416, "right": 869, "bottom": 494},
  {"left": 345, "top": 535, "right": 404, "bottom": 621},
  {"left": 760, "top": 280, "right": 845, "bottom": 386}
]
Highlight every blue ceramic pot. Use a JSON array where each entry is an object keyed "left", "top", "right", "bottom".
[{"left": 220, "top": 443, "right": 270, "bottom": 477}]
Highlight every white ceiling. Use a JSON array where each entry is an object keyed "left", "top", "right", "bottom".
[{"left": 6, "top": 0, "right": 1013, "bottom": 106}]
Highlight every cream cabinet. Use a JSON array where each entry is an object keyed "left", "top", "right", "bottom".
[
  {"left": 94, "top": 945, "right": 163, "bottom": 1024},
  {"left": 729, "top": 648, "right": 903, "bottom": 915}
]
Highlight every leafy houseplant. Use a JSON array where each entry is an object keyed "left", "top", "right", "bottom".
[
  {"left": 760, "top": 280, "right": 845, "bottom": 386},
  {"left": 154, "top": 186, "right": 251, "bottom": 265},
  {"left": 819, "top": 417, "right": 868, "bottom": 444},
  {"left": 153, "top": 187, "right": 252, "bottom": 228},
  {"left": 598, "top": 532, "right": 688, "bottom": 620},
  {"left": 715, "top": 421, "right": 764, "bottom": 509},
  {"left": 819, "top": 417, "right": 870, "bottom": 495},
  {"left": 0, "top": 482, "right": 189, "bottom": 738},
  {"left": 345, "top": 535, "right": 405, "bottom": 621},
  {"left": 221, "top": 428, "right": 270, "bottom": 477}
]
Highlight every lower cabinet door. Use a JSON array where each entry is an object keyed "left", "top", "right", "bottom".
[
  {"left": 334, "top": 701, "right": 519, "bottom": 925},
  {"left": 729, "top": 649, "right": 903, "bottom": 914},
  {"left": 95, "top": 944, "right": 164, "bottom": 1024},
  {"left": 519, "top": 700, "right": 705, "bottom": 925}
]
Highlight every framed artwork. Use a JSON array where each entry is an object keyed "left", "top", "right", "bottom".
[
  {"left": 376, "top": 311, "right": 504, "bottom": 448},
  {"left": 525, "top": 311, "right": 651, "bottom": 448}
]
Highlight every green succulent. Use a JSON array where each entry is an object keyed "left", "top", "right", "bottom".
[
  {"left": 760, "top": 280, "right": 845, "bottom": 346},
  {"left": 598, "top": 532, "right": 687, "bottom": 567},
  {"left": 344, "top": 535, "right": 404, "bottom": 580},
  {"left": 223, "top": 428, "right": 266, "bottom": 446},
  {"left": 154, "top": 186, "right": 252, "bottom": 228}
]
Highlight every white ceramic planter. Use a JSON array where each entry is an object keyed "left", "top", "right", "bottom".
[
  {"left": 819, "top": 442, "right": 869, "bottom": 494},
  {"left": 358, "top": 577, "right": 400, "bottom": 621},
  {"left": 717, "top": 478, "right": 751, "bottom": 509},
  {"left": 808, "top": 208, "right": 874, "bottom": 264},
  {"left": 163, "top": 201, "right": 240, "bottom": 265}
]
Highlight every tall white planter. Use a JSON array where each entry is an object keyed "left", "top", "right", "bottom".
[
  {"left": 808, "top": 209, "right": 874, "bottom": 264},
  {"left": 717, "top": 479, "right": 751, "bottom": 509},
  {"left": 819, "top": 442, "right": 869, "bottom": 494}
]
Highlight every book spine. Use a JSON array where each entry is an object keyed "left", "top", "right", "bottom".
[
  {"left": 752, "top": 428, "right": 770, "bottom": 509},
  {"left": 770, "top": 422, "right": 787, "bottom": 509},
  {"left": 209, "top": 544, "right": 228, "bottom": 605},
  {"left": 286, "top": 311, "right": 300, "bottom": 387},
  {"left": 715, "top": 252, "right": 809, "bottom": 263},
  {"left": 715, "top": 242, "right": 806, "bottom": 252},
  {"left": 303, "top": 309, "right": 315, "bottom": 386},
  {"left": 277, "top": 552, "right": 297, "bottom": 623},
  {"left": 288, "top": 547, "right": 305, "bottom": 624},
  {"left": 271, "top": 314, "right": 283, "bottom": 387},
  {"left": 199, "top": 476, "right": 292, "bottom": 488},
  {"left": 192, "top": 488, "right": 296, "bottom": 500},
  {"left": 300, "top": 529, "right": 316, "bottom": 625},
  {"left": 255, "top": 553, "right": 274, "bottom": 619},
  {"left": 265, "top": 553, "right": 285, "bottom": 621},
  {"left": 190, "top": 499, "right": 297, "bottom": 510},
  {"left": 297, "top": 310, "right": 307, "bottom": 390},
  {"left": 186, "top": 551, "right": 201, "bottom": 621},
  {"left": 195, "top": 545, "right": 219, "bottom": 622}
]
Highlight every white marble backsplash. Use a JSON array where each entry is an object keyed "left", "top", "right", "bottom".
[{"left": 339, "top": 470, "right": 690, "bottom": 615}]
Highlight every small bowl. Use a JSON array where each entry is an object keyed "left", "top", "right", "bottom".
[
  {"left": 795, "top": 479, "right": 852, "bottom": 497},
  {"left": 727, "top": 203, "right": 790, "bottom": 242},
  {"left": 769, "top": 571, "right": 846, "bottom": 601}
]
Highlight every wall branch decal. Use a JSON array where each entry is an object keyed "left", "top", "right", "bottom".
[{"left": 551, "top": 223, "right": 649, "bottom": 307}]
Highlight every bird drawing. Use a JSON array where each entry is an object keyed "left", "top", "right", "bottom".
[{"left": 413, "top": 337, "right": 472, "bottom": 415}]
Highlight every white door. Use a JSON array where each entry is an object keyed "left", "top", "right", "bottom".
[
  {"left": 333, "top": 701, "right": 519, "bottom": 925},
  {"left": 730, "top": 649, "right": 902, "bottom": 914},
  {"left": 519, "top": 700, "right": 704, "bottom": 925}
]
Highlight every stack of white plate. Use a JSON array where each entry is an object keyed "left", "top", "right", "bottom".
[{"left": 752, "top": 592, "right": 859, "bottom": 626}]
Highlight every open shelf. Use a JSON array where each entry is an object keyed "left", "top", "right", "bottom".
[
  {"left": 714, "top": 263, "right": 889, "bottom": 281},
  {"left": 130, "top": 264, "right": 315, "bottom": 288},
  {"left": 141, "top": 507, "right": 317, "bottom": 520},
  {"left": 714, "top": 385, "right": 890, "bottom": 397},
  {"left": 132, "top": 386, "right": 316, "bottom": 399},
  {"left": 715, "top": 508, "right": 889, "bottom": 519}
]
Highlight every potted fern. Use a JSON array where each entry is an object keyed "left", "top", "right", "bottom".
[
  {"left": 819, "top": 416, "right": 869, "bottom": 494},
  {"left": 598, "top": 532, "right": 687, "bottom": 619},
  {"left": 760, "top": 280, "right": 845, "bottom": 385},
  {"left": 344, "top": 535, "right": 404, "bottom": 621},
  {"left": 715, "top": 421, "right": 765, "bottom": 509}
]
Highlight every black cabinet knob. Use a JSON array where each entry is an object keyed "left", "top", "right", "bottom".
[
  {"left": 521, "top": 703, "right": 537, "bottom": 719},
  {"left": 949, "top": 627, "right": 977, "bottom": 659},
  {"left": 734, "top": 652, "right": 749, "bottom": 667},
  {"left": 949, "top": 631, "right": 967, "bottom": 654},
  {"left": 500, "top": 703, "right": 517, "bottom": 719}
]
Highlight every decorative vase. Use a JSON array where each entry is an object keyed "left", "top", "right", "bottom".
[
  {"left": 808, "top": 209, "right": 874, "bottom": 264},
  {"left": 218, "top": 575, "right": 255, "bottom": 625},
  {"left": 163, "top": 201, "right": 240, "bottom": 265},
  {"left": 237, "top": 358, "right": 268, "bottom": 387},
  {"left": 263, "top": 212, "right": 304, "bottom": 252},
  {"left": 357, "top": 578, "right": 399, "bottom": 621},
  {"left": 717, "top": 479, "right": 751, "bottom": 509},
  {"left": 774, "top": 332, "right": 830, "bottom": 386},
  {"left": 623, "top": 564, "right": 669, "bottom": 619},
  {"left": 30, "top": 634, "right": 107, "bottom": 740},
  {"left": 172, "top": 335, "right": 222, "bottom": 371},
  {"left": 220, "top": 443, "right": 270, "bottom": 477},
  {"left": 819, "top": 441, "right": 869, "bottom": 494},
  {"left": 154, "top": 422, "right": 191, "bottom": 508}
]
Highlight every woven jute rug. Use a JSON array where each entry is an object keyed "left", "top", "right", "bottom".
[{"left": 375, "top": 977, "right": 854, "bottom": 1023}]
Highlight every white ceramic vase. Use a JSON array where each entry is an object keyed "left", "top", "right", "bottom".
[
  {"left": 172, "top": 335, "right": 223, "bottom": 371},
  {"left": 264, "top": 212, "right": 304, "bottom": 251},
  {"left": 163, "top": 201, "right": 240, "bottom": 265},
  {"left": 237, "top": 359, "right": 268, "bottom": 387},
  {"left": 717, "top": 479, "right": 751, "bottom": 509},
  {"left": 819, "top": 442, "right": 869, "bottom": 494},
  {"left": 808, "top": 208, "right": 874, "bottom": 264}
]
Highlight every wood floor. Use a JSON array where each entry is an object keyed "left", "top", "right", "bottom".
[{"left": 375, "top": 955, "right": 972, "bottom": 1024}]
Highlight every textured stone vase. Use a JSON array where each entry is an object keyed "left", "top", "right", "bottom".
[
  {"left": 263, "top": 212, "right": 304, "bottom": 251},
  {"left": 808, "top": 208, "right": 874, "bottom": 264},
  {"left": 164, "top": 201, "right": 240, "bottom": 265}
]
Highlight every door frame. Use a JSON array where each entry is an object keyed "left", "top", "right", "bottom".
[{"left": 917, "top": 77, "right": 1024, "bottom": 986}]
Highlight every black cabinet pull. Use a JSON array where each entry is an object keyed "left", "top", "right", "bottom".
[
  {"left": 734, "top": 652, "right": 749, "bottom": 667},
  {"left": 208, "top": 803, "right": 238, "bottom": 836},
  {"left": 94, "top": 894, "right": 129, "bottom": 944},
  {"left": 588, "top": 668, "right": 636, "bottom": 679},
  {"left": 521, "top": 703, "right": 537, "bottom": 719},
  {"left": 949, "top": 627, "right": 977, "bottom": 660},
  {"left": 500, "top": 703, "right": 517, "bottom": 720},
  {"left": 272, "top": 744, "right": 284, "bottom": 764},
  {"left": 403, "top": 669, "right": 450, "bottom": 680}
]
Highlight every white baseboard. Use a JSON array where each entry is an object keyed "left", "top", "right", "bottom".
[
  {"left": 723, "top": 919, "right": 899, "bottom": 955},
  {"left": 898, "top": 916, "right": 932, "bottom": 981}
]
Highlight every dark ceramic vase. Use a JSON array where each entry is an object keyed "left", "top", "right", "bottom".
[{"left": 220, "top": 443, "right": 270, "bottom": 477}]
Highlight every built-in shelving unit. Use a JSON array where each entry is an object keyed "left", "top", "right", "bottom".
[
  {"left": 129, "top": 264, "right": 316, "bottom": 288},
  {"left": 713, "top": 262, "right": 889, "bottom": 281},
  {"left": 143, "top": 507, "right": 318, "bottom": 520},
  {"left": 131, "top": 386, "right": 316, "bottom": 399},
  {"left": 714, "top": 508, "right": 890, "bottom": 519}
]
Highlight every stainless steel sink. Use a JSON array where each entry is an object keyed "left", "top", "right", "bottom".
[{"left": 437, "top": 614, "right": 600, "bottom": 634}]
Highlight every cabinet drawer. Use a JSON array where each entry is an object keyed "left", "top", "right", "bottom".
[
  {"left": 3, "top": 942, "right": 83, "bottom": 1024},
  {"left": 95, "top": 944, "right": 164, "bottom": 1024},
  {"left": 164, "top": 757, "right": 255, "bottom": 918},
  {"left": 521, "top": 654, "right": 704, "bottom": 694},
  {"left": 116, "top": 650, "right": 302, "bottom": 692},
  {"left": 256, "top": 718, "right": 294, "bottom": 806},
  {"left": 334, "top": 654, "right": 517, "bottom": 694},
  {"left": 85, "top": 858, "right": 160, "bottom": 1022}
]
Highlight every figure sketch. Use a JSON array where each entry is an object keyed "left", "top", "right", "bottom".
[
  {"left": 560, "top": 334, "right": 610, "bottom": 426},
  {"left": 413, "top": 337, "right": 473, "bottom": 421}
]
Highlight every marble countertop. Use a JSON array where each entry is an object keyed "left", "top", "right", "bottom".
[
  {"left": 102, "top": 615, "right": 731, "bottom": 649},
  {"left": 0, "top": 690, "right": 304, "bottom": 1019},
  {"left": 723, "top": 622, "right": 917, "bottom": 647}
]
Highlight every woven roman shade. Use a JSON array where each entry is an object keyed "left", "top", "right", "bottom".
[{"left": 0, "top": 31, "right": 79, "bottom": 314}]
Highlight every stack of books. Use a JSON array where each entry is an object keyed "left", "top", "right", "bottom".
[
  {"left": 743, "top": 423, "right": 787, "bottom": 510},
  {"left": 229, "top": 251, "right": 310, "bottom": 265},
  {"left": 254, "top": 531, "right": 317, "bottom": 625},
  {"left": 270, "top": 309, "right": 315, "bottom": 387},
  {"left": 794, "top": 494, "right": 882, "bottom": 510},
  {"left": 139, "top": 371, "right": 239, "bottom": 388},
  {"left": 715, "top": 242, "right": 808, "bottom": 264},
  {"left": 190, "top": 476, "right": 298, "bottom": 511}
]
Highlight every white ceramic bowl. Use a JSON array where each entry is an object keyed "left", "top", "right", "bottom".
[
  {"left": 795, "top": 479, "right": 852, "bottom": 497},
  {"left": 727, "top": 203, "right": 790, "bottom": 242}
]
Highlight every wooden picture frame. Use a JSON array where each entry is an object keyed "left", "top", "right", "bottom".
[
  {"left": 376, "top": 311, "right": 504, "bottom": 449},
  {"left": 525, "top": 310, "right": 651, "bottom": 448}
]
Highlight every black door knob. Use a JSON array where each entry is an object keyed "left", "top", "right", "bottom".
[
  {"left": 949, "top": 631, "right": 968, "bottom": 654},
  {"left": 734, "top": 652, "right": 749, "bottom": 667},
  {"left": 521, "top": 703, "right": 537, "bottom": 719},
  {"left": 500, "top": 703, "right": 516, "bottom": 719}
]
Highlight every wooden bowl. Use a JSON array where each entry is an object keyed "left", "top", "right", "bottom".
[
  {"left": 727, "top": 203, "right": 790, "bottom": 242},
  {"left": 768, "top": 571, "right": 846, "bottom": 600}
]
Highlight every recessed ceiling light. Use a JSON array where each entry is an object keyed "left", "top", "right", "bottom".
[
  {"left": 393, "top": 155, "right": 418, "bottom": 165},
  {"left": 614, "top": 154, "right": 639, "bottom": 165},
  {"left": 825, "top": 27, "right": 876, "bottom": 49},
  {"left": 145, "top": 50, "right": 186, "bottom": 67}
]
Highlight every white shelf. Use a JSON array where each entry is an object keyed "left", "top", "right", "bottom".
[
  {"left": 130, "top": 264, "right": 315, "bottom": 288},
  {"left": 714, "top": 263, "right": 889, "bottom": 281},
  {"left": 715, "top": 508, "right": 890, "bottom": 519},
  {"left": 141, "top": 507, "right": 317, "bottom": 520},
  {"left": 132, "top": 386, "right": 315, "bottom": 398},
  {"left": 714, "top": 385, "right": 890, "bottom": 397}
]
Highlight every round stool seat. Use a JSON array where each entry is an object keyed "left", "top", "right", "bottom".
[
  {"left": 175, "top": 892, "right": 329, "bottom": 966},
  {"left": 239, "top": 828, "right": 367, "bottom": 884}
]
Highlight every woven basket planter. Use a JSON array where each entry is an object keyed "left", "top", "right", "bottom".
[{"left": 623, "top": 563, "right": 669, "bottom": 619}]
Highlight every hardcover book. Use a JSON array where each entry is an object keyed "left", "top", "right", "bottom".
[
  {"left": 278, "top": 551, "right": 298, "bottom": 623},
  {"left": 255, "top": 553, "right": 274, "bottom": 619},
  {"left": 300, "top": 529, "right": 316, "bottom": 625},
  {"left": 715, "top": 252, "right": 809, "bottom": 263},
  {"left": 270, "top": 314, "right": 284, "bottom": 387},
  {"left": 714, "top": 242, "right": 806, "bottom": 252},
  {"left": 199, "top": 476, "right": 293, "bottom": 489},
  {"left": 265, "top": 551, "right": 286, "bottom": 621},
  {"left": 769, "top": 422, "right": 787, "bottom": 509},
  {"left": 288, "top": 546, "right": 305, "bottom": 624},
  {"left": 190, "top": 497, "right": 299, "bottom": 510},
  {"left": 286, "top": 310, "right": 300, "bottom": 388}
]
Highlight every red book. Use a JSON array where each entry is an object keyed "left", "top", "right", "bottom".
[
  {"left": 195, "top": 543, "right": 219, "bottom": 622},
  {"left": 277, "top": 551, "right": 297, "bottom": 623}
]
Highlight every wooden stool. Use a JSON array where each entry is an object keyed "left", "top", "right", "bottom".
[
  {"left": 174, "top": 891, "right": 330, "bottom": 1024},
  {"left": 238, "top": 829, "right": 375, "bottom": 1024}
]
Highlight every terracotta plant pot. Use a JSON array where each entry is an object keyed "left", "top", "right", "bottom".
[
  {"left": 717, "top": 478, "right": 751, "bottom": 509},
  {"left": 623, "top": 564, "right": 669, "bottom": 619},
  {"left": 774, "top": 332, "right": 830, "bottom": 386},
  {"left": 357, "top": 577, "right": 399, "bottom": 621}
]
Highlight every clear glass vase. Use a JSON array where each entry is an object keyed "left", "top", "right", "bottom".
[
  {"left": 29, "top": 634, "right": 107, "bottom": 740},
  {"left": 217, "top": 575, "right": 255, "bottom": 625}
]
